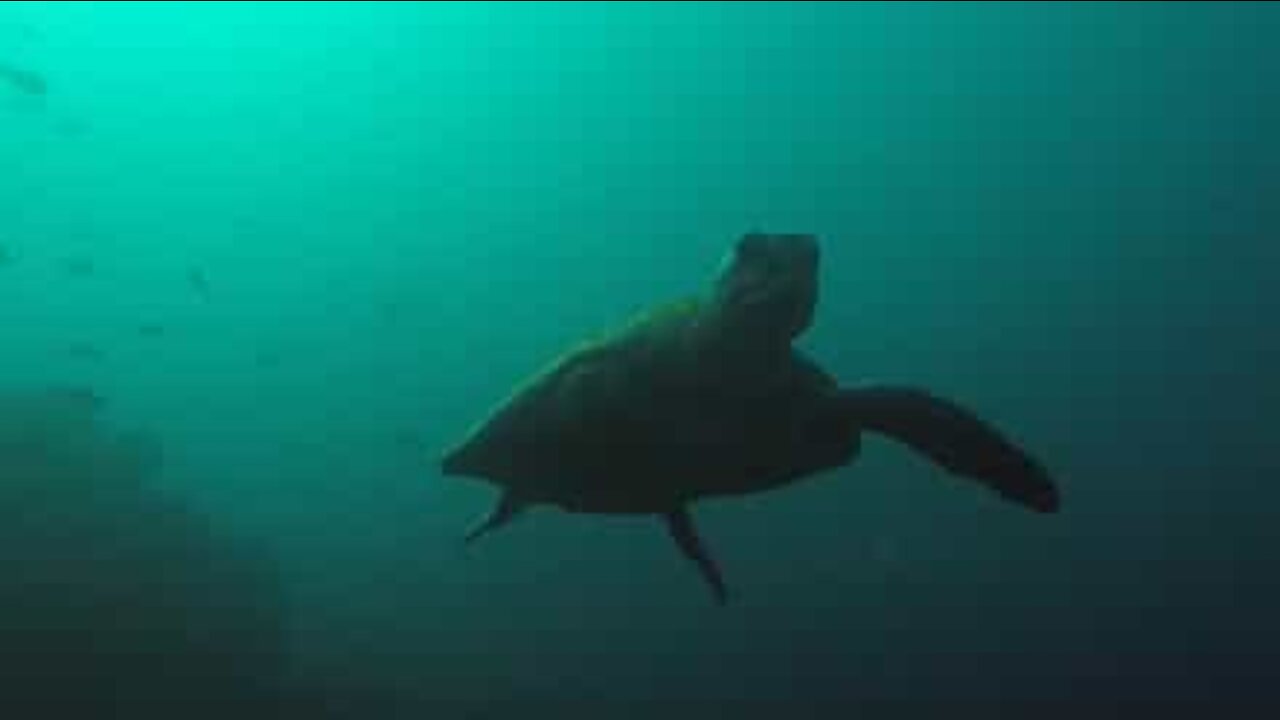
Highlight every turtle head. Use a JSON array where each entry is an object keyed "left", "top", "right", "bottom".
[{"left": 708, "top": 233, "right": 820, "bottom": 347}]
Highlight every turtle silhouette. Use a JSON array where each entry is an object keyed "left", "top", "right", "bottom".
[{"left": 441, "top": 233, "right": 1059, "bottom": 604}]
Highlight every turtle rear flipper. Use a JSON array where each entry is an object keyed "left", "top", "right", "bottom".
[
  {"left": 664, "top": 507, "right": 729, "bottom": 606},
  {"left": 464, "top": 492, "right": 528, "bottom": 545},
  {"left": 839, "top": 386, "right": 1060, "bottom": 513}
]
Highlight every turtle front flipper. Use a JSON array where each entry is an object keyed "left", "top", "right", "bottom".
[
  {"left": 838, "top": 386, "right": 1060, "bottom": 513},
  {"left": 664, "top": 507, "right": 729, "bottom": 606},
  {"left": 464, "top": 491, "right": 529, "bottom": 545}
]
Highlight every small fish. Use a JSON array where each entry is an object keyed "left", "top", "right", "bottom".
[
  {"left": 253, "top": 349, "right": 281, "bottom": 369},
  {"left": 0, "top": 61, "right": 46, "bottom": 97},
  {"left": 187, "top": 266, "right": 210, "bottom": 299},
  {"left": 61, "top": 257, "right": 95, "bottom": 277},
  {"left": 0, "top": 244, "right": 13, "bottom": 267},
  {"left": 379, "top": 299, "right": 405, "bottom": 323},
  {"left": 137, "top": 323, "right": 166, "bottom": 338},
  {"left": 67, "top": 342, "right": 105, "bottom": 362},
  {"left": 1, "top": 21, "right": 41, "bottom": 43},
  {"left": 48, "top": 385, "right": 105, "bottom": 411},
  {"left": 52, "top": 115, "right": 90, "bottom": 138}
]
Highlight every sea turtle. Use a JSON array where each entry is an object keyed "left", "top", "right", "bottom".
[{"left": 441, "top": 232, "right": 1059, "bottom": 604}]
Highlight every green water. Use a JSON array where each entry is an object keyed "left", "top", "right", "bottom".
[{"left": 2, "top": 2, "right": 1276, "bottom": 717}]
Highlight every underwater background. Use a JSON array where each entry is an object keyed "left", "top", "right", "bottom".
[{"left": 2, "top": 1, "right": 1276, "bottom": 717}]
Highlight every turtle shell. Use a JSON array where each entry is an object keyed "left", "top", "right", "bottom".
[{"left": 441, "top": 296, "right": 860, "bottom": 514}]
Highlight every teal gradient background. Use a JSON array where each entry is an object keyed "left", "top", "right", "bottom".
[{"left": 2, "top": 2, "right": 1276, "bottom": 716}]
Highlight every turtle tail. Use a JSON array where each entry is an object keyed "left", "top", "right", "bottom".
[{"left": 837, "top": 386, "right": 1060, "bottom": 513}]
